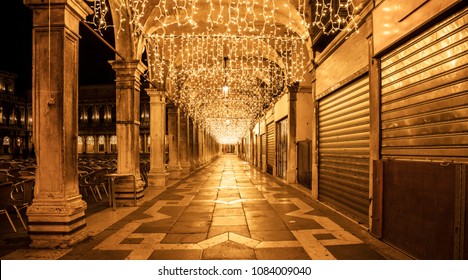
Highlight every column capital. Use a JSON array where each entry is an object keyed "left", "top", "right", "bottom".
[
  {"left": 147, "top": 89, "right": 166, "bottom": 103},
  {"left": 109, "top": 60, "right": 147, "bottom": 76},
  {"left": 24, "top": 0, "right": 93, "bottom": 20}
]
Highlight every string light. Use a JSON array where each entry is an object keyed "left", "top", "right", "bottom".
[
  {"left": 312, "top": 0, "right": 359, "bottom": 35},
  {"left": 85, "top": 1, "right": 311, "bottom": 144},
  {"left": 85, "top": 0, "right": 113, "bottom": 35}
]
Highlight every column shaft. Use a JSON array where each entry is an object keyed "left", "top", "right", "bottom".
[
  {"left": 147, "top": 89, "right": 168, "bottom": 187},
  {"left": 167, "top": 104, "right": 181, "bottom": 179},
  {"left": 25, "top": 0, "right": 92, "bottom": 248},
  {"left": 179, "top": 112, "right": 190, "bottom": 175},
  {"left": 110, "top": 60, "right": 146, "bottom": 205},
  {"left": 287, "top": 91, "right": 297, "bottom": 184}
]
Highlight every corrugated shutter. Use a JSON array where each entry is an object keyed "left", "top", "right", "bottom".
[
  {"left": 267, "top": 122, "right": 275, "bottom": 174},
  {"left": 381, "top": 7, "right": 468, "bottom": 161},
  {"left": 318, "top": 76, "right": 370, "bottom": 225}
]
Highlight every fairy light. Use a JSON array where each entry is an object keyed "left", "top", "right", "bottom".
[
  {"left": 85, "top": 0, "right": 113, "bottom": 35},
  {"left": 87, "top": 0, "right": 311, "bottom": 144},
  {"left": 312, "top": 0, "right": 359, "bottom": 35}
]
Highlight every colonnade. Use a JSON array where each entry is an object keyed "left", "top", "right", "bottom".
[{"left": 23, "top": 0, "right": 220, "bottom": 249}]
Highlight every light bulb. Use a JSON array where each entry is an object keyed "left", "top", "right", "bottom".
[{"left": 222, "top": 85, "right": 229, "bottom": 96}]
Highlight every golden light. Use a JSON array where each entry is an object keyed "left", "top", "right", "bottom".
[{"left": 86, "top": 0, "right": 312, "bottom": 144}]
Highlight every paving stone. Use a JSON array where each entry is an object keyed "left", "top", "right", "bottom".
[
  {"left": 177, "top": 212, "right": 213, "bottom": 222},
  {"left": 250, "top": 230, "right": 296, "bottom": 241},
  {"left": 213, "top": 208, "right": 245, "bottom": 216},
  {"left": 149, "top": 249, "right": 202, "bottom": 260},
  {"left": 255, "top": 247, "right": 311, "bottom": 260},
  {"left": 203, "top": 241, "right": 255, "bottom": 260},
  {"left": 78, "top": 250, "right": 132, "bottom": 260},
  {"left": 246, "top": 219, "right": 288, "bottom": 231},
  {"left": 170, "top": 221, "right": 211, "bottom": 233},
  {"left": 212, "top": 216, "right": 247, "bottom": 226},
  {"left": 208, "top": 226, "right": 250, "bottom": 238},
  {"left": 325, "top": 244, "right": 386, "bottom": 260},
  {"left": 161, "top": 233, "right": 208, "bottom": 244}
]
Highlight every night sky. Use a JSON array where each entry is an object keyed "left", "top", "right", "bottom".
[{"left": 0, "top": 0, "right": 115, "bottom": 98}]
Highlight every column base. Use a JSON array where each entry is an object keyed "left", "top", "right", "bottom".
[
  {"left": 27, "top": 196, "right": 87, "bottom": 249},
  {"left": 114, "top": 176, "right": 146, "bottom": 206},
  {"left": 180, "top": 163, "right": 191, "bottom": 176},
  {"left": 287, "top": 169, "right": 297, "bottom": 184},
  {"left": 168, "top": 166, "right": 182, "bottom": 179},
  {"left": 148, "top": 170, "right": 169, "bottom": 187}
]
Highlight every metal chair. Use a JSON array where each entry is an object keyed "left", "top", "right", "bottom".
[
  {"left": 0, "top": 182, "right": 16, "bottom": 232},
  {"left": 9, "top": 179, "right": 35, "bottom": 230}
]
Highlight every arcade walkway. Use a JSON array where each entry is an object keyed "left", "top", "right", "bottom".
[{"left": 1, "top": 155, "right": 409, "bottom": 260}]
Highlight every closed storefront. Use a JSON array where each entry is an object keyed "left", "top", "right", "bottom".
[
  {"left": 375, "top": 6, "right": 468, "bottom": 259},
  {"left": 318, "top": 76, "right": 370, "bottom": 225},
  {"left": 380, "top": 8, "right": 468, "bottom": 161}
]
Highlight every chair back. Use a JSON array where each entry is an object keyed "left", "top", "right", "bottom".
[
  {"left": 21, "top": 179, "right": 35, "bottom": 206},
  {"left": 0, "top": 182, "right": 13, "bottom": 209}
]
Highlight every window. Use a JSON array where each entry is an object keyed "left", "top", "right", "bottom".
[
  {"left": 77, "top": 136, "right": 83, "bottom": 154},
  {"left": 98, "top": 135, "right": 105, "bottom": 153},
  {"left": 86, "top": 136, "right": 95, "bottom": 153},
  {"left": 110, "top": 135, "right": 117, "bottom": 153}
]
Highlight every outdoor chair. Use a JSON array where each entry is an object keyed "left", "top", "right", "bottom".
[
  {"left": 0, "top": 182, "right": 16, "bottom": 232},
  {"left": 9, "top": 179, "right": 35, "bottom": 230}
]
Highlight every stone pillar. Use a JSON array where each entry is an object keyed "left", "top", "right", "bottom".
[
  {"left": 179, "top": 112, "right": 190, "bottom": 175},
  {"left": 249, "top": 130, "right": 254, "bottom": 165},
  {"left": 110, "top": 60, "right": 146, "bottom": 205},
  {"left": 147, "top": 89, "right": 168, "bottom": 187},
  {"left": 205, "top": 131, "right": 209, "bottom": 162},
  {"left": 198, "top": 127, "right": 205, "bottom": 165},
  {"left": 167, "top": 104, "right": 181, "bottom": 179},
  {"left": 25, "top": 0, "right": 92, "bottom": 248},
  {"left": 192, "top": 124, "right": 199, "bottom": 167},
  {"left": 287, "top": 90, "right": 297, "bottom": 184},
  {"left": 187, "top": 118, "right": 194, "bottom": 170}
]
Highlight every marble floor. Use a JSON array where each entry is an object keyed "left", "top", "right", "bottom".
[{"left": 0, "top": 155, "right": 410, "bottom": 260}]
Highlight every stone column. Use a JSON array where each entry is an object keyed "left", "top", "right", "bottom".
[
  {"left": 187, "top": 118, "right": 194, "bottom": 170},
  {"left": 192, "top": 124, "right": 198, "bottom": 166},
  {"left": 287, "top": 90, "right": 297, "bottom": 184},
  {"left": 249, "top": 130, "right": 254, "bottom": 165},
  {"left": 198, "top": 127, "right": 205, "bottom": 165},
  {"left": 24, "top": 0, "right": 92, "bottom": 248},
  {"left": 110, "top": 60, "right": 146, "bottom": 205},
  {"left": 179, "top": 111, "right": 190, "bottom": 175},
  {"left": 147, "top": 89, "right": 168, "bottom": 187},
  {"left": 167, "top": 104, "right": 182, "bottom": 179}
]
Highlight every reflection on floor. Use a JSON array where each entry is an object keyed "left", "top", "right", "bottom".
[{"left": 0, "top": 155, "right": 410, "bottom": 260}]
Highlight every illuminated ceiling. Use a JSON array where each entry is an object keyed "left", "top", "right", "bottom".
[{"left": 85, "top": 1, "right": 358, "bottom": 144}]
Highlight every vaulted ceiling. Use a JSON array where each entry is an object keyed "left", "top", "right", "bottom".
[{"left": 87, "top": 1, "right": 315, "bottom": 143}]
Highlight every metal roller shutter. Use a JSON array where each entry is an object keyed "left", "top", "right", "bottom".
[
  {"left": 267, "top": 122, "right": 275, "bottom": 174},
  {"left": 381, "top": 8, "right": 468, "bottom": 161},
  {"left": 318, "top": 76, "right": 370, "bottom": 225}
]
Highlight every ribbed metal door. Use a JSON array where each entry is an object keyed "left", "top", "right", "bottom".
[
  {"left": 267, "top": 122, "right": 275, "bottom": 174},
  {"left": 381, "top": 8, "right": 468, "bottom": 161},
  {"left": 261, "top": 133, "right": 266, "bottom": 169},
  {"left": 318, "top": 76, "right": 370, "bottom": 225}
]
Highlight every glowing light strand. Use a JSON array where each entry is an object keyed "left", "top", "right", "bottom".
[{"left": 312, "top": 0, "right": 359, "bottom": 35}]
